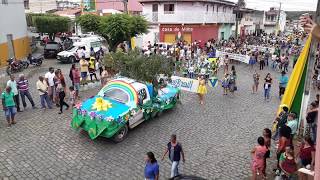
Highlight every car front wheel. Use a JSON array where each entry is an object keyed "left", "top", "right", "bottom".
[
  {"left": 111, "top": 125, "right": 128, "bottom": 143},
  {"left": 69, "top": 56, "right": 76, "bottom": 64}
]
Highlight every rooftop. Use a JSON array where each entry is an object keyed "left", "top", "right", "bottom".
[
  {"left": 139, "top": 0, "right": 236, "bottom": 6},
  {"left": 97, "top": 0, "right": 143, "bottom": 12}
]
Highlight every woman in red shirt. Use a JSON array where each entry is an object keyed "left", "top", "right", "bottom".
[
  {"left": 276, "top": 126, "right": 292, "bottom": 170},
  {"left": 296, "top": 137, "right": 315, "bottom": 169}
]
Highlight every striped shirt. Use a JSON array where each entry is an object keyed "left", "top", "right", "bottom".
[{"left": 17, "top": 79, "right": 29, "bottom": 91}]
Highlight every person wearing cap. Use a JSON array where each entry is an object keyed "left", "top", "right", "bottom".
[{"left": 273, "top": 105, "right": 289, "bottom": 141}]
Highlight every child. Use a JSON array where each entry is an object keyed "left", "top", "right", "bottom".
[
  {"left": 251, "top": 137, "right": 268, "bottom": 180},
  {"left": 69, "top": 86, "right": 76, "bottom": 106}
]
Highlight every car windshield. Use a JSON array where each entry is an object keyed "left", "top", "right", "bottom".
[
  {"left": 45, "top": 43, "right": 58, "bottom": 49},
  {"left": 104, "top": 89, "right": 129, "bottom": 104}
]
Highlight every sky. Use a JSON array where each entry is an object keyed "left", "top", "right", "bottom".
[{"left": 230, "top": 0, "right": 318, "bottom": 11}]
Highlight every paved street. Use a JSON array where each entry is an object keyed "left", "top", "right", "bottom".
[{"left": 0, "top": 59, "right": 282, "bottom": 180}]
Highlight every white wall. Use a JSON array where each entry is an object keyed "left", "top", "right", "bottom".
[
  {"left": 279, "top": 11, "right": 287, "bottom": 32},
  {"left": 141, "top": 24, "right": 159, "bottom": 47},
  {"left": 142, "top": 2, "right": 235, "bottom": 24},
  {"left": 0, "top": 0, "right": 28, "bottom": 43}
]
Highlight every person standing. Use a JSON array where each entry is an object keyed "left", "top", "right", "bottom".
[
  {"left": 278, "top": 71, "right": 289, "bottom": 99},
  {"left": 223, "top": 55, "right": 229, "bottom": 73},
  {"left": 161, "top": 134, "right": 185, "bottom": 179},
  {"left": 252, "top": 70, "right": 260, "bottom": 94},
  {"left": 45, "top": 67, "right": 55, "bottom": 102},
  {"left": 259, "top": 53, "right": 265, "bottom": 70},
  {"left": 1, "top": 86, "right": 17, "bottom": 127},
  {"left": 229, "top": 65, "right": 237, "bottom": 95},
  {"left": 17, "top": 74, "right": 36, "bottom": 109},
  {"left": 264, "top": 48, "right": 270, "bottom": 67},
  {"left": 144, "top": 152, "right": 160, "bottom": 180},
  {"left": 88, "top": 57, "right": 98, "bottom": 82},
  {"left": 80, "top": 57, "right": 89, "bottom": 85},
  {"left": 100, "top": 66, "right": 109, "bottom": 87},
  {"left": 7, "top": 75, "right": 21, "bottom": 112},
  {"left": 222, "top": 73, "right": 230, "bottom": 95},
  {"left": 56, "top": 82, "right": 69, "bottom": 114},
  {"left": 197, "top": 75, "right": 207, "bottom": 105},
  {"left": 264, "top": 73, "right": 272, "bottom": 101},
  {"left": 36, "top": 76, "right": 52, "bottom": 109},
  {"left": 69, "top": 64, "right": 76, "bottom": 86},
  {"left": 251, "top": 137, "right": 267, "bottom": 180},
  {"left": 72, "top": 67, "right": 81, "bottom": 99}
]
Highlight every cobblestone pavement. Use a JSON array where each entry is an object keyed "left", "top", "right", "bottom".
[{"left": 0, "top": 59, "right": 285, "bottom": 180}]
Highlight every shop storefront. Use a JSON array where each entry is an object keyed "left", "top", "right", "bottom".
[{"left": 159, "top": 24, "right": 219, "bottom": 44}]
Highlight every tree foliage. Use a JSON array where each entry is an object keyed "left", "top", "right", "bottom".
[
  {"left": 26, "top": 13, "right": 58, "bottom": 27},
  {"left": 77, "top": 14, "right": 148, "bottom": 51},
  {"left": 76, "top": 14, "right": 101, "bottom": 33},
  {"left": 103, "top": 50, "right": 174, "bottom": 84},
  {"left": 34, "top": 15, "right": 71, "bottom": 40}
]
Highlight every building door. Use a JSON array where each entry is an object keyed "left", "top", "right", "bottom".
[
  {"left": 220, "top": 32, "right": 225, "bottom": 40},
  {"left": 164, "top": 33, "right": 175, "bottom": 43},
  {"left": 183, "top": 33, "right": 192, "bottom": 44},
  {"left": 7, "top": 34, "right": 15, "bottom": 58}
]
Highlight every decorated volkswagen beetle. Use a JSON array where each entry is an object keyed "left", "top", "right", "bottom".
[{"left": 71, "top": 77, "right": 180, "bottom": 142}]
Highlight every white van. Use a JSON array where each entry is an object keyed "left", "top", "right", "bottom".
[{"left": 57, "top": 36, "right": 107, "bottom": 63}]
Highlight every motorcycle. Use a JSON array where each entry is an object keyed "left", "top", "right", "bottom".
[
  {"left": 6, "top": 58, "right": 24, "bottom": 75},
  {"left": 27, "top": 54, "right": 43, "bottom": 67}
]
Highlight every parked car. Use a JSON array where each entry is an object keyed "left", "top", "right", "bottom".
[{"left": 43, "top": 42, "right": 63, "bottom": 59}]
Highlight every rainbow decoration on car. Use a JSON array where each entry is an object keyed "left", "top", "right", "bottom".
[{"left": 98, "top": 80, "right": 139, "bottom": 107}]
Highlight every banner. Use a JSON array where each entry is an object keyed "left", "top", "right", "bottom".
[
  {"left": 171, "top": 76, "right": 199, "bottom": 93},
  {"left": 83, "top": 0, "right": 96, "bottom": 12},
  {"left": 247, "top": 45, "right": 275, "bottom": 54},
  {"left": 216, "top": 51, "right": 250, "bottom": 64}
]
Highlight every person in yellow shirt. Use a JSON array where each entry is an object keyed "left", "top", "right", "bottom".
[
  {"left": 79, "top": 56, "right": 89, "bottom": 85},
  {"left": 88, "top": 57, "right": 98, "bottom": 82}
]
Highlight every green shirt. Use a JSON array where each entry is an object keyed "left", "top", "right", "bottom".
[{"left": 1, "top": 91, "right": 15, "bottom": 107}]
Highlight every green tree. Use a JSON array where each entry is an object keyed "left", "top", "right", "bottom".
[
  {"left": 34, "top": 15, "right": 70, "bottom": 41},
  {"left": 103, "top": 50, "right": 173, "bottom": 85},
  {"left": 77, "top": 14, "right": 148, "bottom": 51},
  {"left": 76, "top": 14, "right": 101, "bottom": 33}
]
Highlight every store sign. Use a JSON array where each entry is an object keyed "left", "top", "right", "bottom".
[
  {"left": 171, "top": 76, "right": 199, "bottom": 93},
  {"left": 216, "top": 51, "right": 250, "bottom": 64},
  {"left": 161, "top": 27, "right": 193, "bottom": 32}
]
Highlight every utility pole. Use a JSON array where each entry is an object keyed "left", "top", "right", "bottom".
[{"left": 276, "top": 2, "right": 282, "bottom": 35}]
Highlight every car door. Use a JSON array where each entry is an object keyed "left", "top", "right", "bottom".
[{"left": 129, "top": 88, "right": 148, "bottom": 127}]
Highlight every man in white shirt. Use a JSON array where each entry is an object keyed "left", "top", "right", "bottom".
[
  {"left": 45, "top": 67, "right": 55, "bottom": 102},
  {"left": 36, "top": 76, "right": 52, "bottom": 109},
  {"left": 7, "top": 75, "right": 21, "bottom": 112}
]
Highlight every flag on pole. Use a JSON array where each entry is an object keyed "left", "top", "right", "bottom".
[{"left": 208, "top": 77, "right": 218, "bottom": 88}]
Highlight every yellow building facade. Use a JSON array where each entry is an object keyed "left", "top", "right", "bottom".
[{"left": 0, "top": 0, "right": 30, "bottom": 67}]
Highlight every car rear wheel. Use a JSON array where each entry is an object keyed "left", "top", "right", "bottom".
[
  {"left": 111, "top": 124, "right": 128, "bottom": 143},
  {"left": 69, "top": 56, "right": 76, "bottom": 64}
]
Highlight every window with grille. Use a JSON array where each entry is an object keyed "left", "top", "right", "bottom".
[{"left": 164, "top": 4, "right": 174, "bottom": 14}]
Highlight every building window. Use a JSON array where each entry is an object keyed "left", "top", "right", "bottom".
[
  {"left": 152, "top": 4, "right": 158, "bottom": 12},
  {"left": 164, "top": 4, "right": 174, "bottom": 14},
  {"left": 212, "top": 5, "right": 215, "bottom": 12},
  {"left": 2, "top": 0, "right": 8, "bottom": 5},
  {"left": 206, "top": 5, "right": 209, "bottom": 12},
  {"left": 216, "top": 5, "right": 219, "bottom": 12},
  {"left": 24, "top": 0, "right": 29, "bottom": 9}
]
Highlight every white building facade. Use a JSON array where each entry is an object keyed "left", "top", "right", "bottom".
[
  {"left": 264, "top": 7, "right": 286, "bottom": 34},
  {"left": 140, "top": 0, "right": 236, "bottom": 45},
  {"left": 0, "top": 0, "right": 30, "bottom": 67},
  {"left": 24, "top": 0, "right": 58, "bottom": 13}
]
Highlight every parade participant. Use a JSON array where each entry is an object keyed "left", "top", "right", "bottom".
[
  {"left": 222, "top": 73, "right": 230, "bottom": 95},
  {"left": 36, "top": 76, "right": 52, "bottom": 109},
  {"left": 278, "top": 71, "right": 289, "bottom": 99},
  {"left": 249, "top": 53, "right": 256, "bottom": 69},
  {"left": 88, "top": 57, "right": 98, "bottom": 82},
  {"left": 100, "top": 66, "right": 109, "bottom": 87},
  {"left": 259, "top": 53, "right": 265, "bottom": 70},
  {"left": 264, "top": 48, "right": 271, "bottom": 67},
  {"left": 229, "top": 66, "right": 237, "bottom": 94},
  {"left": 223, "top": 55, "right": 229, "bottom": 73},
  {"left": 1, "top": 86, "right": 16, "bottom": 127},
  {"left": 144, "top": 152, "right": 160, "bottom": 180},
  {"left": 17, "top": 74, "right": 36, "bottom": 109},
  {"left": 161, "top": 134, "right": 185, "bottom": 179},
  {"left": 45, "top": 67, "right": 55, "bottom": 102},
  {"left": 69, "top": 86, "right": 76, "bottom": 107},
  {"left": 197, "top": 75, "right": 207, "bottom": 105},
  {"left": 80, "top": 56, "right": 89, "bottom": 85},
  {"left": 56, "top": 78, "right": 69, "bottom": 114},
  {"left": 252, "top": 70, "right": 260, "bottom": 94},
  {"left": 251, "top": 137, "right": 267, "bottom": 180},
  {"left": 71, "top": 67, "right": 80, "bottom": 99},
  {"left": 188, "top": 64, "right": 195, "bottom": 79},
  {"left": 264, "top": 73, "right": 272, "bottom": 101},
  {"left": 7, "top": 75, "right": 21, "bottom": 112}
]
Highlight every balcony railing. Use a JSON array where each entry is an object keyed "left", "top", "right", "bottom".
[{"left": 144, "top": 11, "right": 235, "bottom": 24}]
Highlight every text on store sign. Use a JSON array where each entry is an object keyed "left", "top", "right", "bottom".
[{"left": 161, "top": 27, "right": 193, "bottom": 32}]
